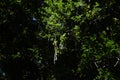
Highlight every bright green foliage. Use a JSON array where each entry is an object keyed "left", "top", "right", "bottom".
[{"left": 0, "top": 0, "right": 120, "bottom": 80}]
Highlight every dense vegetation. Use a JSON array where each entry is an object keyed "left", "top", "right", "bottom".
[{"left": 0, "top": 0, "right": 120, "bottom": 80}]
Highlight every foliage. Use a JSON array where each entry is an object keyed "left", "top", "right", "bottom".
[{"left": 0, "top": 0, "right": 120, "bottom": 80}]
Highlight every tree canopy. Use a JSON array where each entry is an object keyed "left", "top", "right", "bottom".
[{"left": 0, "top": 0, "right": 120, "bottom": 80}]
